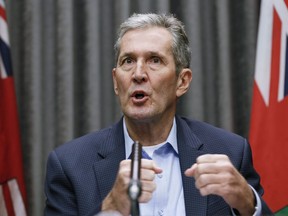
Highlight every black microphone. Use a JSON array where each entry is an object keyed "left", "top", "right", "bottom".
[{"left": 128, "top": 141, "right": 142, "bottom": 216}]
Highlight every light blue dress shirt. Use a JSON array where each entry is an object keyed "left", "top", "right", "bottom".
[{"left": 123, "top": 118, "right": 261, "bottom": 216}]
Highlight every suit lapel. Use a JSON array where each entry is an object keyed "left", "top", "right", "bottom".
[
  {"left": 176, "top": 116, "right": 208, "bottom": 215},
  {"left": 93, "top": 119, "right": 126, "bottom": 200}
]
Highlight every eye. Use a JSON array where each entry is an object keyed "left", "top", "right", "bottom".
[
  {"left": 147, "top": 56, "right": 163, "bottom": 70},
  {"left": 149, "top": 56, "right": 161, "bottom": 64},
  {"left": 119, "top": 57, "right": 135, "bottom": 71},
  {"left": 122, "top": 57, "right": 134, "bottom": 65}
]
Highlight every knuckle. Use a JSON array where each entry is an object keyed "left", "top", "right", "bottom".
[
  {"left": 120, "top": 159, "right": 130, "bottom": 167},
  {"left": 139, "top": 191, "right": 152, "bottom": 202},
  {"left": 197, "top": 174, "right": 208, "bottom": 187}
]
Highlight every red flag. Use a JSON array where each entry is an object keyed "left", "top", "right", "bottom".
[
  {"left": 0, "top": 0, "right": 27, "bottom": 215},
  {"left": 250, "top": 0, "right": 288, "bottom": 212}
]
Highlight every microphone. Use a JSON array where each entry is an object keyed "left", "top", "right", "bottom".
[{"left": 128, "top": 141, "right": 142, "bottom": 216}]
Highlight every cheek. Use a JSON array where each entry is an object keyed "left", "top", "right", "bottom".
[
  {"left": 115, "top": 76, "right": 127, "bottom": 89},
  {"left": 115, "top": 80, "right": 131, "bottom": 99},
  {"left": 156, "top": 77, "right": 177, "bottom": 95},
  {"left": 117, "top": 81, "right": 127, "bottom": 92},
  {"left": 152, "top": 85, "right": 176, "bottom": 107}
]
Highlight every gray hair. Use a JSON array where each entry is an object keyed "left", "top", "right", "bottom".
[{"left": 114, "top": 13, "right": 191, "bottom": 74}]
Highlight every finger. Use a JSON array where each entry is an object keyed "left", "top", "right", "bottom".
[
  {"left": 118, "top": 160, "right": 132, "bottom": 179},
  {"left": 138, "top": 191, "right": 153, "bottom": 203},
  {"left": 141, "top": 159, "right": 162, "bottom": 174},
  {"left": 184, "top": 163, "right": 197, "bottom": 177},
  {"left": 119, "top": 159, "right": 131, "bottom": 168},
  {"left": 194, "top": 161, "right": 237, "bottom": 183},
  {"left": 119, "top": 159, "right": 162, "bottom": 179},
  {"left": 119, "top": 159, "right": 131, "bottom": 174},
  {"left": 141, "top": 169, "right": 156, "bottom": 181},
  {"left": 185, "top": 161, "right": 232, "bottom": 179},
  {"left": 197, "top": 183, "right": 223, "bottom": 196},
  {"left": 194, "top": 173, "right": 230, "bottom": 189},
  {"left": 196, "top": 154, "right": 229, "bottom": 164},
  {"left": 138, "top": 180, "right": 157, "bottom": 203},
  {"left": 195, "top": 162, "right": 228, "bottom": 175},
  {"left": 141, "top": 180, "right": 156, "bottom": 193}
]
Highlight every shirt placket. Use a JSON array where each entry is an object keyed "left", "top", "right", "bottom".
[{"left": 153, "top": 145, "right": 171, "bottom": 216}]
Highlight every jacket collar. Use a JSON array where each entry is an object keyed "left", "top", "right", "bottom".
[
  {"left": 93, "top": 118, "right": 126, "bottom": 200},
  {"left": 176, "top": 115, "right": 208, "bottom": 215}
]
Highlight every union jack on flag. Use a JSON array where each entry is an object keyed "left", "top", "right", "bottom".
[
  {"left": 0, "top": 0, "right": 13, "bottom": 79},
  {"left": 254, "top": 0, "right": 288, "bottom": 105},
  {"left": 250, "top": 0, "right": 288, "bottom": 213},
  {"left": 0, "top": 0, "right": 27, "bottom": 215}
]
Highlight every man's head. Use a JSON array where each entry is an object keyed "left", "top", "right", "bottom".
[
  {"left": 114, "top": 13, "right": 191, "bottom": 74},
  {"left": 112, "top": 13, "right": 192, "bottom": 124}
]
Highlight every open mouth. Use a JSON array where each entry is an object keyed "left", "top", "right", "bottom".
[
  {"left": 135, "top": 93, "right": 145, "bottom": 99},
  {"left": 131, "top": 91, "right": 147, "bottom": 101}
]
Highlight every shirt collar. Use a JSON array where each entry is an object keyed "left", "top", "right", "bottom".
[{"left": 123, "top": 117, "right": 178, "bottom": 159}]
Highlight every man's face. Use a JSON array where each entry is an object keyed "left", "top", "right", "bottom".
[{"left": 112, "top": 27, "right": 183, "bottom": 122}]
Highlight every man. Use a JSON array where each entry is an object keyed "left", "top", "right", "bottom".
[{"left": 44, "top": 13, "right": 272, "bottom": 216}]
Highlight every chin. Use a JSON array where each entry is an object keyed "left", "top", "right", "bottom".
[
  {"left": 125, "top": 111, "right": 154, "bottom": 122},
  {"left": 125, "top": 110, "right": 165, "bottom": 124},
  {"left": 130, "top": 115, "right": 151, "bottom": 122}
]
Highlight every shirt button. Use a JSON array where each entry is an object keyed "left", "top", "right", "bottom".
[
  {"left": 157, "top": 173, "right": 163, "bottom": 178},
  {"left": 158, "top": 209, "right": 164, "bottom": 216}
]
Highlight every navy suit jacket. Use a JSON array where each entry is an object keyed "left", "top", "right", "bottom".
[{"left": 44, "top": 116, "right": 273, "bottom": 215}]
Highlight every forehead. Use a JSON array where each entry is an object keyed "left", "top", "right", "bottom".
[{"left": 119, "top": 27, "right": 173, "bottom": 55}]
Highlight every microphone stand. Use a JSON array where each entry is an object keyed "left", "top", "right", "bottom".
[{"left": 128, "top": 141, "right": 142, "bottom": 216}]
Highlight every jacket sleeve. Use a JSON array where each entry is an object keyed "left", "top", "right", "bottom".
[
  {"left": 241, "top": 139, "right": 274, "bottom": 215},
  {"left": 44, "top": 150, "right": 78, "bottom": 216}
]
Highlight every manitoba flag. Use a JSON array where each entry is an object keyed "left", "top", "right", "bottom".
[
  {"left": 0, "top": 0, "right": 27, "bottom": 215},
  {"left": 249, "top": 0, "right": 288, "bottom": 213}
]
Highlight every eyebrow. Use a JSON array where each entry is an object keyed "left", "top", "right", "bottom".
[
  {"left": 119, "top": 51, "right": 166, "bottom": 60},
  {"left": 147, "top": 51, "right": 165, "bottom": 57},
  {"left": 118, "top": 52, "right": 135, "bottom": 59},
  {"left": 117, "top": 49, "right": 171, "bottom": 67}
]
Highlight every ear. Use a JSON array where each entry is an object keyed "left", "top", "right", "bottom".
[
  {"left": 112, "top": 68, "right": 119, "bottom": 95},
  {"left": 176, "top": 68, "right": 192, "bottom": 97}
]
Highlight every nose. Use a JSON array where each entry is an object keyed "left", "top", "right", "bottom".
[{"left": 132, "top": 61, "right": 148, "bottom": 83}]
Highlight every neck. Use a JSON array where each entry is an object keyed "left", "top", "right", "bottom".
[{"left": 124, "top": 115, "right": 175, "bottom": 146}]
